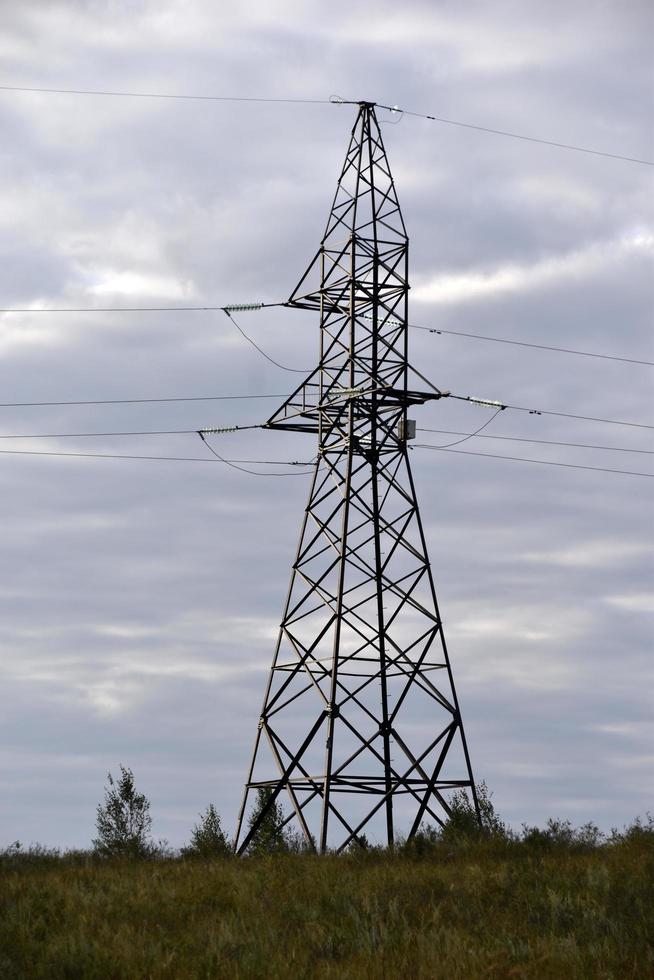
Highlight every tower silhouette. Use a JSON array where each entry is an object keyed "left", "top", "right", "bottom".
[{"left": 234, "top": 102, "right": 480, "bottom": 853}]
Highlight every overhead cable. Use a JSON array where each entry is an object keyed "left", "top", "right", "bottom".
[
  {"left": 370, "top": 99, "right": 654, "bottom": 166},
  {"left": 1, "top": 445, "right": 650, "bottom": 480},
  {"left": 0, "top": 304, "right": 284, "bottom": 313},
  {"left": 0, "top": 394, "right": 284, "bottom": 408},
  {"left": 414, "top": 324, "right": 654, "bottom": 367},
  {"left": 223, "top": 309, "right": 308, "bottom": 373},
  {"left": 197, "top": 430, "right": 315, "bottom": 476},
  {"left": 0, "top": 448, "right": 313, "bottom": 474},
  {"left": 1, "top": 85, "right": 649, "bottom": 165},
  {"left": 1, "top": 387, "right": 652, "bottom": 432},
  {"left": 0, "top": 85, "right": 331, "bottom": 106},
  {"left": 0, "top": 425, "right": 261, "bottom": 439},
  {"left": 413, "top": 444, "right": 653, "bottom": 478},
  {"left": 3, "top": 304, "right": 650, "bottom": 367},
  {"left": 0, "top": 422, "right": 649, "bottom": 457},
  {"left": 425, "top": 406, "right": 505, "bottom": 449},
  {"left": 449, "top": 394, "right": 654, "bottom": 430},
  {"left": 417, "top": 428, "right": 654, "bottom": 455}
]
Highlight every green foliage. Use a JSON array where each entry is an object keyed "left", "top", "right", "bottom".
[
  {"left": 610, "top": 812, "right": 654, "bottom": 846},
  {"left": 522, "top": 817, "right": 603, "bottom": 851},
  {"left": 285, "top": 828, "right": 317, "bottom": 854},
  {"left": 396, "top": 823, "right": 441, "bottom": 858},
  {"left": 245, "top": 788, "right": 290, "bottom": 854},
  {"left": 0, "top": 841, "right": 67, "bottom": 870},
  {"left": 93, "top": 766, "right": 153, "bottom": 859},
  {"left": 439, "top": 780, "right": 509, "bottom": 844},
  {"left": 345, "top": 833, "right": 375, "bottom": 854},
  {"left": 181, "top": 804, "right": 230, "bottom": 858}
]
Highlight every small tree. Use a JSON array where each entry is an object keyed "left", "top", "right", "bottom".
[
  {"left": 181, "top": 804, "right": 230, "bottom": 858},
  {"left": 93, "top": 765, "right": 153, "bottom": 858},
  {"left": 346, "top": 833, "right": 371, "bottom": 854},
  {"left": 246, "top": 787, "right": 289, "bottom": 854},
  {"left": 441, "top": 780, "right": 508, "bottom": 844}
]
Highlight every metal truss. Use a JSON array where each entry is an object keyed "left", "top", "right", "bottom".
[{"left": 234, "top": 102, "right": 480, "bottom": 854}]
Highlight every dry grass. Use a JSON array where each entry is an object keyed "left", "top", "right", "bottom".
[{"left": 0, "top": 834, "right": 652, "bottom": 978}]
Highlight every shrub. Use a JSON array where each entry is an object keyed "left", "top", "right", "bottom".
[
  {"left": 440, "top": 780, "right": 509, "bottom": 844},
  {"left": 608, "top": 812, "right": 654, "bottom": 846},
  {"left": 93, "top": 766, "right": 154, "bottom": 859},
  {"left": 181, "top": 804, "right": 230, "bottom": 858},
  {"left": 245, "top": 788, "right": 290, "bottom": 854},
  {"left": 345, "top": 833, "right": 372, "bottom": 854},
  {"left": 521, "top": 818, "right": 604, "bottom": 851}
]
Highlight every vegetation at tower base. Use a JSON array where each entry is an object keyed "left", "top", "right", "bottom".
[
  {"left": 93, "top": 765, "right": 154, "bottom": 859},
  {"left": 1, "top": 816, "right": 651, "bottom": 979},
  {"left": 442, "top": 780, "right": 508, "bottom": 843},
  {"left": 180, "top": 804, "right": 230, "bottom": 859},
  {"left": 244, "top": 787, "right": 291, "bottom": 854}
]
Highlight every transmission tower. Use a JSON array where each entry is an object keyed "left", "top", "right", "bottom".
[{"left": 234, "top": 101, "right": 480, "bottom": 853}]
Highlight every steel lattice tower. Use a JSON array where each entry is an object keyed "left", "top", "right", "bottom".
[{"left": 235, "top": 101, "right": 480, "bottom": 853}]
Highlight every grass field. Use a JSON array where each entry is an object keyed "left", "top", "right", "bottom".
[{"left": 1, "top": 830, "right": 652, "bottom": 979}]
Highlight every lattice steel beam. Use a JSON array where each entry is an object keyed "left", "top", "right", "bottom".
[{"left": 234, "top": 102, "right": 480, "bottom": 854}]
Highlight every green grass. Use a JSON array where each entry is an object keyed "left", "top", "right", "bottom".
[{"left": 1, "top": 836, "right": 652, "bottom": 979}]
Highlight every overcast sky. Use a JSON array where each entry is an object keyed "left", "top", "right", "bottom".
[{"left": 1, "top": 0, "right": 652, "bottom": 849}]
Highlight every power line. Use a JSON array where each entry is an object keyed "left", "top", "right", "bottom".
[
  {"left": 0, "top": 85, "right": 331, "bottom": 106},
  {"left": 0, "top": 304, "right": 284, "bottom": 313},
  {"left": 1, "top": 443, "right": 649, "bottom": 480},
  {"left": 1, "top": 422, "right": 651, "bottom": 455},
  {"left": 449, "top": 394, "right": 654, "bottom": 430},
  {"left": 0, "top": 394, "right": 284, "bottom": 408},
  {"left": 371, "top": 99, "right": 654, "bottom": 166},
  {"left": 0, "top": 426, "right": 260, "bottom": 439},
  {"left": 425, "top": 407, "right": 505, "bottom": 449},
  {"left": 414, "top": 324, "right": 654, "bottom": 367},
  {"left": 2, "top": 305, "right": 650, "bottom": 367},
  {"left": 223, "top": 310, "right": 308, "bottom": 373},
  {"left": 417, "top": 428, "right": 654, "bottom": 455},
  {"left": 197, "top": 431, "right": 315, "bottom": 476},
  {"left": 0, "top": 387, "right": 652, "bottom": 433},
  {"left": 500, "top": 402, "right": 654, "bottom": 430},
  {"left": 1, "top": 85, "right": 650, "bottom": 165},
  {"left": 413, "top": 444, "right": 653, "bottom": 478},
  {"left": 0, "top": 447, "right": 314, "bottom": 474},
  {"left": 0, "top": 421, "right": 649, "bottom": 456}
]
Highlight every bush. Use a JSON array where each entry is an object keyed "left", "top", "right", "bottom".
[
  {"left": 93, "top": 766, "right": 154, "bottom": 859},
  {"left": 345, "top": 833, "right": 373, "bottom": 854},
  {"left": 521, "top": 818, "right": 604, "bottom": 851},
  {"left": 608, "top": 812, "right": 654, "bottom": 846},
  {"left": 439, "top": 780, "right": 509, "bottom": 844},
  {"left": 181, "top": 804, "right": 230, "bottom": 858},
  {"left": 245, "top": 788, "right": 290, "bottom": 854}
]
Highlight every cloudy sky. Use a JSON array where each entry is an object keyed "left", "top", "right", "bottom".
[{"left": 1, "top": 0, "right": 652, "bottom": 849}]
